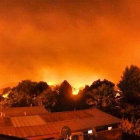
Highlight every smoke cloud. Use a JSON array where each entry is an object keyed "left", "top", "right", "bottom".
[{"left": 0, "top": 0, "right": 140, "bottom": 88}]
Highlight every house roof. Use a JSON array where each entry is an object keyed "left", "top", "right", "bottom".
[
  {"left": 0, "top": 107, "right": 121, "bottom": 139},
  {"left": 0, "top": 106, "right": 48, "bottom": 117}
]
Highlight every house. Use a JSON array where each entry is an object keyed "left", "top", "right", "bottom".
[{"left": 0, "top": 106, "right": 122, "bottom": 140}]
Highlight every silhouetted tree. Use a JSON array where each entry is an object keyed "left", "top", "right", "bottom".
[
  {"left": 54, "top": 80, "right": 73, "bottom": 111},
  {"left": 5, "top": 80, "right": 50, "bottom": 107},
  {"left": 118, "top": 65, "right": 140, "bottom": 103},
  {"left": 0, "top": 94, "right": 4, "bottom": 102},
  {"left": 59, "top": 80, "right": 72, "bottom": 98},
  {"left": 34, "top": 81, "right": 49, "bottom": 96},
  {"left": 2, "top": 87, "right": 11, "bottom": 95},
  {"left": 82, "top": 79, "right": 115, "bottom": 108},
  {"left": 35, "top": 88, "right": 57, "bottom": 110}
]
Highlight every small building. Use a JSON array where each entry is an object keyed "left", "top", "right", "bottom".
[{"left": 0, "top": 106, "right": 121, "bottom": 140}]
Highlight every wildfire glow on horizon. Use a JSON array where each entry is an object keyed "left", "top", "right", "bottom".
[
  {"left": 72, "top": 88, "right": 80, "bottom": 95},
  {"left": 0, "top": 0, "right": 140, "bottom": 89}
]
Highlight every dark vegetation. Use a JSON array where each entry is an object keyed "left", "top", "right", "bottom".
[{"left": 0, "top": 65, "right": 140, "bottom": 137}]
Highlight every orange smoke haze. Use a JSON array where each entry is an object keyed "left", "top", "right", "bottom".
[{"left": 0, "top": 0, "right": 140, "bottom": 89}]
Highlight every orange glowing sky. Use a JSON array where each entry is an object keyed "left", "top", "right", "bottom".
[{"left": 0, "top": 0, "right": 140, "bottom": 89}]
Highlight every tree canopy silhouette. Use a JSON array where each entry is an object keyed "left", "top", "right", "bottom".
[
  {"left": 54, "top": 80, "right": 74, "bottom": 111},
  {"left": 118, "top": 65, "right": 140, "bottom": 103},
  {"left": 80, "top": 79, "right": 115, "bottom": 108}
]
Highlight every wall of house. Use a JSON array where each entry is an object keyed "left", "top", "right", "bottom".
[
  {"left": 71, "top": 128, "right": 122, "bottom": 140},
  {"left": 97, "top": 128, "right": 122, "bottom": 140},
  {"left": 0, "top": 134, "right": 26, "bottom": 140}
]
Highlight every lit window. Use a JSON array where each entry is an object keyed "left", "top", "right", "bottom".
[
  {"left": 108, "top": 126, "right": 112, "bottom": 130},
  {"left": 88, "top": 130, "right": 93, "bottom": 134}
]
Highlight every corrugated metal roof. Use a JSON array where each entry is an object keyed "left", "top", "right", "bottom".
[
  {"left": 11, "top": 115, "right": 46, "bottom": 127},
  {"left": 0, "top": 106, "right": 48, "bottom": 117},
  {"left": 0, "top": 107, "right": 121, "bottom": 139}
]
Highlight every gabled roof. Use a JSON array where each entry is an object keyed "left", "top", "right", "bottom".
[{"left": 0, "top": 107, "right": 121, "bottom": 139}]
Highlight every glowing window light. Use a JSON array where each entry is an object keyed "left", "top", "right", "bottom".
[
  {"left": 108, "top": 126, "right": 112, "bottom": 130},
  {"left": 88, "top": 130, "right": 93, "bottom": 134},
  {"left": 115, "top": 93, "right": 120, "bottom": 98}
]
